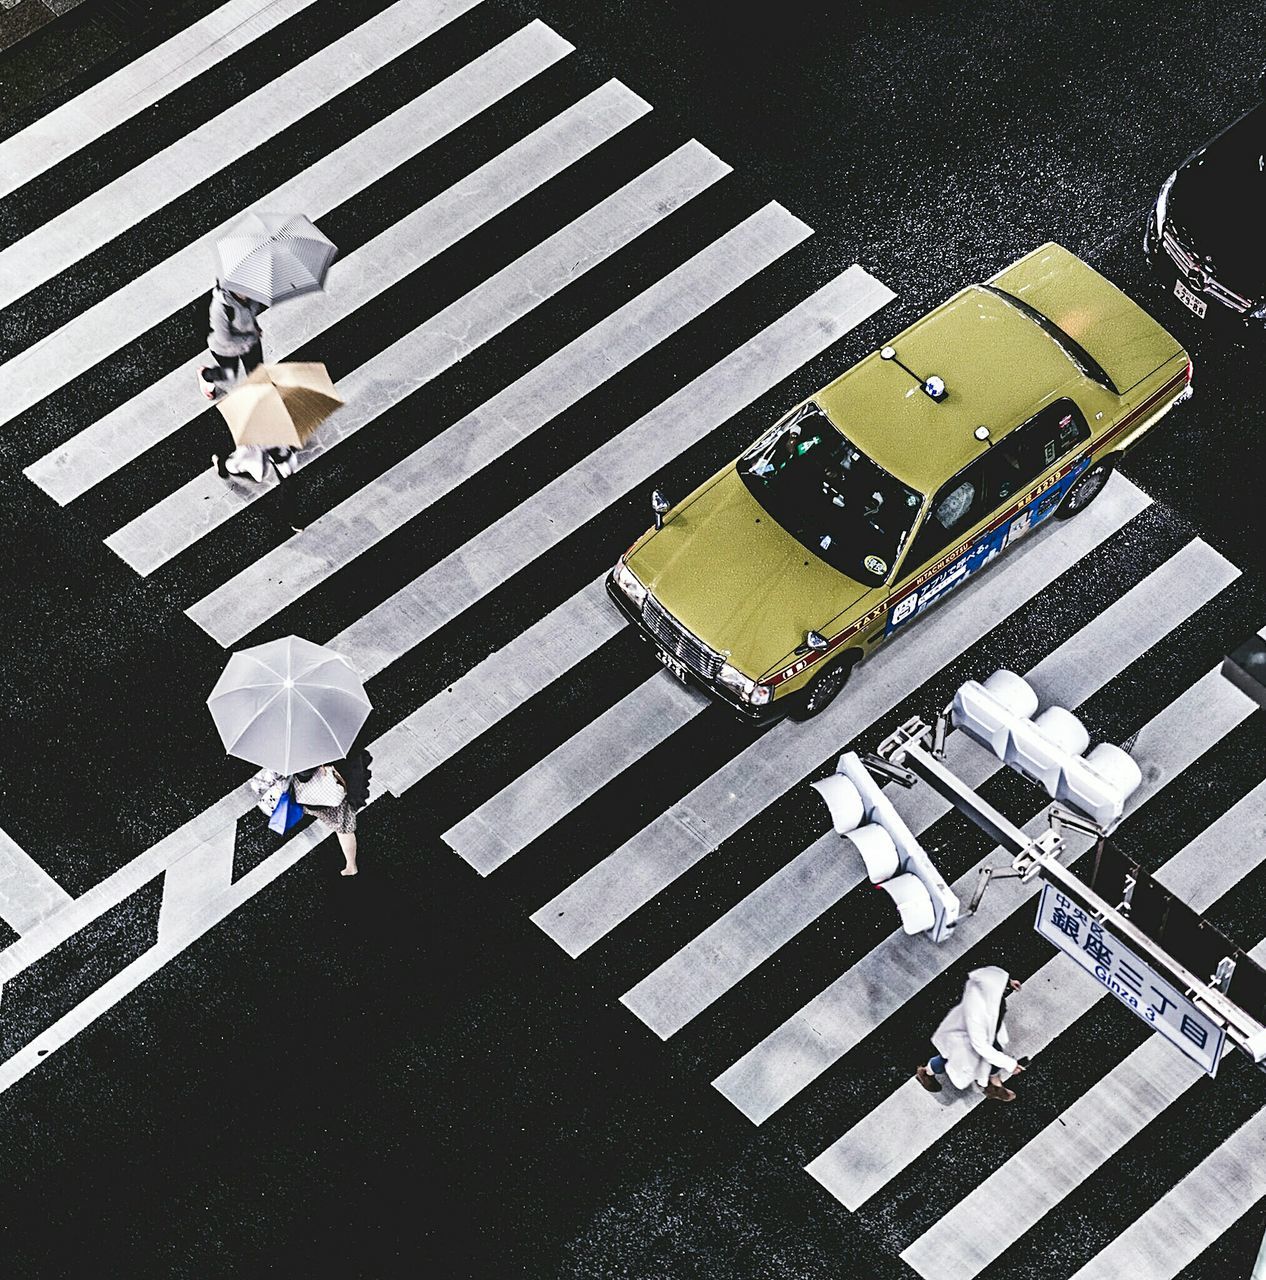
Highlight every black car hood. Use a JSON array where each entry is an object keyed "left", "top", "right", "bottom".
[{"left": 1168, "top": 104, "right": 1266, "bottom": 295}]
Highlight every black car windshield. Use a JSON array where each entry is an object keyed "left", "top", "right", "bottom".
[{"left": 738, "top": 402, "right": 924, "bottom": 586}]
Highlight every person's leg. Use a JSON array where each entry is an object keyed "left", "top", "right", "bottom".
[
  {"left": 265, "top": 450, "right": 303, "bottom": 530},
  {"left": 915, "top": 1054, "right": 945, "bottom": 1092},
  {"left": 337, "top": 831, "right": 358, "bottom": 876},
  {"left": 206, "top": 350, "right": 237, "bottom": 380},
  {"left": 241, "top": 339, "right": 263, "bottom": 374},
  {"left": 982, "top": 1074, "right": 1016, "bottom": 1102}
]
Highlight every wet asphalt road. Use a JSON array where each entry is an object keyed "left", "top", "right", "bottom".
[{"left": 1, "top": 2, "right": 1265, "bottom": 1277}]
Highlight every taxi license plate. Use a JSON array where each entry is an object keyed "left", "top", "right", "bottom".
[
  {"left": 656, "top": 648, "right": 689, "bottom": 684},
  {"left": 1173, "top": 279, "right": 1208, "bottom": 318}
]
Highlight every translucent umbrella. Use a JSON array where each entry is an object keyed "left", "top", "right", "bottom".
[
  {"left": 214, "top": 211, "right": 337, "bottom": 306},
  {"left": 207, "top": 635, "right": 371, "bottom": 775},
  {"left": 216, "top": 362, "right": 343, "bottom": 449}
]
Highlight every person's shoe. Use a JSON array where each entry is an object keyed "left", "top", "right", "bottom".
[
  {"left": 212, "top": 453, "right": 229, "bottom": 479},
  {"left": 983, "top": 1081, "right": 1016, "bottom": 1102},
  {"left": 915, "top": 1065, "right": 942, "bottom": 1093},
  {"left": 198, "top": 367, "right": 221, "bottom": 400}
]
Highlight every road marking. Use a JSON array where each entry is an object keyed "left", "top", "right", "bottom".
[
  {"left": 0, "top": 823, "right": 73, "bottom": 937},
  {"left": 106, "top": 139, "right": 735, "bottom": 575},
  {"left": 0, "top": 0, "right": 323, "bottom": 200},
  {"left": 717, "top": 662, "right": 1255, "bottom": 1128},
  {"left": 26, "top": 77, "right": 650, "bottom": 504},
  {"left": 0, "top": 578, "right": 628, "bottom": 1093},
  {"left": 0, "top": 0, "right": 484, "bottom": 310},
  {"left": 0, "top": 20, "right": 572, "bottom": 430},
  {"left": 363, "top": 576, "right": 624, "bottom": 793},
  {"left": 0, "top": 786, "right": 257, "bottom": 987},
  {"left": 155, "top": 826, "right": 237, "bottom": 945},
  {"left": 811, "top": 751, "right": 1266, "bottom": 1214},
  {"left": 443, "top": 672, "right": 707, "bottom": 875},
  {"left": 531, "top": 477, "right": 1150, "bottom": 961},
  {"left": 618, "top": 539, "right": 1234, "bottom": 1040},
  {"left": 0, "top": 575, "right": 621, "bottom": 1000},
  {"left": 0, "top": 816, "right": 332, "bottom": 1097},
  {"left": 1068, "top": 1059, "right": 1266, "bottom": 1280},
  {"left": 186, "top": 200, "right": 812, "bottom": 643},
  {"left": 899, "top": 786, "right": 1266, "bottom": 1280},
  {"left": 328, "top": 265, "right": 892, "bottom": 686}
]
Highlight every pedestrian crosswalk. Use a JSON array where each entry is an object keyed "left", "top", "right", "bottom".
[{"left": 3, "top": 1, "right": 1264, "bottom": 1275}]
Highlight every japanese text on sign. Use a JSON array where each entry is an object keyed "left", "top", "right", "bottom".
[{"left": 1034, "top": 882, "right": 1226, "bottom": 1076}]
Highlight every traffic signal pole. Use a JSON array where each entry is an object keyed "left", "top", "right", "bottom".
[{"left": 875, "top": 712, "right": 1266, "bottom": 1073}]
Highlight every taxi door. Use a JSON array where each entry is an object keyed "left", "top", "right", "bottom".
[{"left": 883, "top": 399, "right": 1093, "bottom": 636}]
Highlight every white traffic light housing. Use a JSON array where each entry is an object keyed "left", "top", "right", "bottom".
[
  {"left": 811, "top": 752, "right": 959, "bottom": 942},
  {"left": 951, "top": 670, "right": 1142, "bottom": 829}
]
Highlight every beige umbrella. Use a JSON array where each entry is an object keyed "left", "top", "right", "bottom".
[{"left": 216, "top": 362, "right": 343, "bottom": 448}]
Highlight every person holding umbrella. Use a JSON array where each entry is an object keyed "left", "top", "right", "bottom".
[
  {"left": 208, "top": 635, "right": 372, "bottom": 877},
  {"left": 210, "top": 361, "right": 343, "bottom": 530},
  {"left": 292, "top": 763, "right": 359, "bottom": 875},
  {"left": 199, "top": 210, "right": 337, "bottom": 403},
  {"left": 198, "top": 282, "right": 265, "bottom": 401}
]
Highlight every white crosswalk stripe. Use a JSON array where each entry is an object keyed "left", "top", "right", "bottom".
[
  {"left": 0, "top": 0, "right": 322, "bottom": 199},
  {"left": 806, "top": 674, "right": 1257, "bottom": 1208},
  {"left": 443, "top": 671, "right": 706, "bottom": 875},
  {"left": 0, "top": 20, "right": 572, "bottom": 429},
  {"left": 326, "top": 264, "right": 892, "bottom": 682},
  {"left": 532, "top": 476, "right": 1149, "bottom": 960},
  {"left": 619, "top": 538, "right": 1236, "bottom": 1040},
  {"left": 7, "top": 9, "right": 1260, "bottom": 1274},
  {"left": 0, "top": 0, "right": 485, "bottom": 310},
  {"left": 106, "top": 138, "right": 737, "bottom": 575},
  {"left": 899, "top": 779, "right": 1266, "bottom": 1280},
  {"left": 718, "top": 658, "right": 1252, "bottom": 1128},
  {"left": 185, "top": 200, "right": 812, "bottom": 642},
  {"left": 1067, "top": 1086, "right": 1266, "bottom": 1280},
  {"left": 25, "top": 77, "right": 653, "bottom": 505}
]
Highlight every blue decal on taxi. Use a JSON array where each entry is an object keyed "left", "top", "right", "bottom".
[{"left": 885, "top": 459, "right": 1091, "bottom": 635}]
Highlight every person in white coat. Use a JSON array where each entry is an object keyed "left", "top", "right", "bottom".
[{"left": 916, "top": 966, "right": 1026, "bottom": 1103}]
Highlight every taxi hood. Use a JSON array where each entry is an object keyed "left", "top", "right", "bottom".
[
  {"left": 626, "top": 468, "right": 880, "bottom": 679},
  {"left": 989, "top": 242, "right": 1182, "bottom": 393}
]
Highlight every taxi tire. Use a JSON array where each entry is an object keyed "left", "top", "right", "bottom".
[
  {"left": 790, "top": 652, "right": 859, "bottom": 721},
  {"left": 1056, "top": 458, "right": 1115, "bottom": 519}
]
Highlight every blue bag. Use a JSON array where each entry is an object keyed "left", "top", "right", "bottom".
[{"left": 268, "top": 787, "right": 304, "bottom": 834}]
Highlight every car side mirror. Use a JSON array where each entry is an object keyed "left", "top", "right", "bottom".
[{"left": 651, "top": 489, "right": 671, "bottom": 530}]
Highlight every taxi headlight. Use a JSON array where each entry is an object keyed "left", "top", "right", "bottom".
[
  {"left": 613, "top": 559, "right": 647, "bottom": 608},
  {"left": 718, "top": 664, "right": 771, "bottom": 705},
  {"left": 1154, "top": 170, "right": 1177, "bottom": 235}
]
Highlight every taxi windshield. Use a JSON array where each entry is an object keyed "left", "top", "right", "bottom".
[{"left": 738, "top": 402, "right": 923, "bottom": 586}]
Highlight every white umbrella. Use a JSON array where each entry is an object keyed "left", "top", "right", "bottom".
[
  {"left": 214, "top": 212, "right": 337, "bottom": 306},
  {"left": 207, "top": 635, "right": 371, "bottom": 775}
]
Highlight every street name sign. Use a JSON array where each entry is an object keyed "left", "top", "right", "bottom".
[{"left": 1035, "top": 882, "right": 1227, "bottom": 1076}]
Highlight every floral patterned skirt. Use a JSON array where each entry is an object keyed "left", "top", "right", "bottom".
[{"left": 302, "top": 798, "right": 357, "bottom": 834}]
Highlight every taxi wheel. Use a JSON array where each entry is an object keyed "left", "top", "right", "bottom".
[
  {"left": 1056, "top": 458, "right": 1115, "bottom": 519},
  {"left": 791, "top": 653, "right": 858, "bottom": 721}
]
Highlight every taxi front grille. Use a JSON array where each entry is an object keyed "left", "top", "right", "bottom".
[
  {"left": 641, "top": 595, "right": 725, "bottom": 681},
  {"left": 1162, "top": 227, "right": 1253, "bottom": 312}
]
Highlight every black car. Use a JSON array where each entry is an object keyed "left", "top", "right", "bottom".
[{"left": 1144, "top": 91, "right": 1266, "bottom": 332}]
